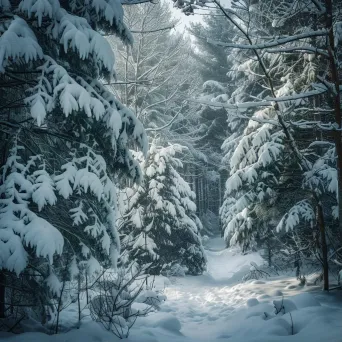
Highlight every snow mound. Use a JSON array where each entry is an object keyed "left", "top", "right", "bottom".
[
  {"left": 290, "top": 293, "right": 321, "bottom": 308},
  {"left": 246, "top": 298, "right": 259, "bottom": 307},
  {"left": 140, "top": 312, "right": 182, "bottom": 333},
  {"left": 271, "top": 289, "right": 283, "bottom": 296},
  {"left": 205, "top": 246, "right": 264, "bottom": 283},
  {"left": 274, "top": 298, "right": 297, "bottom": 313},
  {"left": 136, "top": 290, "right": 167, "bottom": 309}
]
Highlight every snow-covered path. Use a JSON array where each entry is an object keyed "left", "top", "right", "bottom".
[
  {"left": 132, "top": 236, "right": 264, "bottom": 341},
  {"left": 158, "top": 241, "right": 264, "bottom": 340},
  {"left": 1, "top": 236, "right": 341, "bottom": 342},
  {"left": 133, "top": 236, "right": 342, "bottom": 342}
]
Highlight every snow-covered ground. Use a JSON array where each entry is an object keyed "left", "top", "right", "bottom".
[{"left": 1, "top": 237, "right": 341, "bottom": 342}]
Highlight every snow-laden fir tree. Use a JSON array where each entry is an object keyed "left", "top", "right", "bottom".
[
  {"left": 183, "top": 13, "right": 235, "bottom": 222},
  {"left": 209, "top": 0, "right": 340, "bottom": 283},
  {"left": 220, "top": 105, "right": 289, "bottom": 250},
  {"left": 121, "top": 142, "right": 206, "bottom": 275},
  {"left": 217, "top": 7, "right": 311, "bottom": 252},
  {"left": 0, "top": 0, "right": 147, "bottom": 318}
]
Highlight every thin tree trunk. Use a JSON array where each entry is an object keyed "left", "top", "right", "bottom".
[
  {"left": 77, "top": 274, "right": 81, "bottom": 325},
  {"left": 0, "top": 271, "right": 5, "bottom": 318},
  {"left": 325, "top": 0, "right": 342, "bottom": 243},
  {"left": 124, "top": 46, "right": 129, "bottom": 105},
  {"left": 195, "top": 166, "right": 200, "bottom": 216},
  {"left": 317, "top": 204, "right": 329, "bottom": 291},
  {"left": 218, "top": 173, "right": 222, "bottom": 213},
  {"left": 267, "top": 225, "right": 272, "bottom": 267},
  {"left": 55, "top": 281, "right": 65, "bottom": 334},
  {"left": 200, "top": 176, "right": 204, "bottom": 216},
  {"left": 85, "top": 272, "right": 89, "bottom": 305}
]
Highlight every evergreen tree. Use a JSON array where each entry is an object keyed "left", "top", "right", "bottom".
[
  {"left": 191, "top": 0, "right": 342, "bottom": 287},
  {"left": 121, "top": 142, "right": 206, "bottom": 275},
  {"left": 0, "top": 0, "right": 147, "bottom": 317},
  {"left": 189, "top": 10, "right": 233, "bottom": 159}
]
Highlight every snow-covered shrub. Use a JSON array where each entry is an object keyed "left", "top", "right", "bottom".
[
  {"left": 121, "top": 141, "right": 207, "bottom": 276},
  {"left": 242, "top": 262, "right": 270, "bottom": 282},
  {"left": 201, "top": 235, "right": 210, "bottom": 244},
  {"left": 0, "top": 270, "right": 53, "bottom": 333},
  {"left": 135, "top": 288, "right": 166, "bottom": 310},
  {"left": 162, "top": 262, "right": 188, "bottom": 278},
  {"left": 89, "top": 266, "right": 161, "bottom": 338}
]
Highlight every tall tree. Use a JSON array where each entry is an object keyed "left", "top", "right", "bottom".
[
  {"left": 0, "top": 0, "right": 147, "bottom": 317},
  {"left": 181, "top": 0, "right": 342, "bottom": 289}
]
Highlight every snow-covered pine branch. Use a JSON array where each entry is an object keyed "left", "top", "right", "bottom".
[
  {"left": 0, "top": 0, "right": 148, "bottom": 315},
  {"left": 208, "top": 30, "right": 328, "bottom": 50}
]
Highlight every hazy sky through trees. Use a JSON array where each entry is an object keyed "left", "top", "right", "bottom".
[{"left": 170, "top": 0, "right": 232, "bottom": 32}]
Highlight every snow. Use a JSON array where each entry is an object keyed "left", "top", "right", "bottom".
[
  {"left": 139, "top": 312, "right": 182, "bottom": 332},
  {"left": 246, "top": 298, "right": 259, "bottom": 307},
  {"left": 276, "top": 200, "right": 315, "bottom": 232},
  {"left": 0, "top": 16, "right": 43, "bottom": 73},
  {"left": 1, "top": 237, "right": 341, "bottom": 342}
]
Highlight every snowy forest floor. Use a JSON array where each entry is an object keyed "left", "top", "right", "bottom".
[{"left": 1, "top": 236, "right": 342, "bottom": 342}]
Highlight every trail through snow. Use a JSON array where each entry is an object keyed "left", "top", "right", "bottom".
[
  {"left": 133, "top": 236, "right": 342, "bottom": 342},
  {"left": 1, "top": 236, "right": 341, "bottom": 342},
  {"left": 150, "top": 238, "right": 265, "bottom": 340}
]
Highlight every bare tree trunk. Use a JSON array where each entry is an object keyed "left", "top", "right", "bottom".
[
  {"left": 124, "top": 46, "right": 129, "bottom": 105},
  {"left": 267, "top": 225, "right": 272, "bottom": 267},
  {"left": 218, "top": 173, "right": 222, "bottom": 213},
  {"left": 200, "top": 176, "right": 204, "bottom": 216},
  {"left": 85, "top": 272, "right": 89, "bottom": 305},
  {"left": 77, "top": 274, "right": 81, "bottom": 325},
  {"left": 317, "top": 203, "right": 329, "bottom": 291},
  {"left": 55, "top": 281, "right": 65, "bottom": 334},
  {"left": 325, "top": 0, "right": 342, "bottom": 243},
  {"left": 0, "top": 271, "right": 5, "bottom": 318},
  {"left": 195, "top": 166, "right": 200, "bottom": 216}
]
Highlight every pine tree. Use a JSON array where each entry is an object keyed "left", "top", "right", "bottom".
[
  {"left": 190, "top": 0, "right": 342, "bottom": 287},
  {"left": 0, "top": 0, "right": 147, "bottom": 317},
  {"left": 121, "top": 142, "right": 206, "bottom": 275},
  {"left": 188, "top": 11, "right": 233, "bottom": 159}
]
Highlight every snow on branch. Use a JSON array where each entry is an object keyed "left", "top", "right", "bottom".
[
  {"left": 120, "top": 0, "right": 153, "bottom": 4},
  {"left": 276, "top": 200, "right": 315, "bottom": 232},
  {"left": 208, "top": 30, "right": 328, "bottom": 50},
  {"left": 0, "top": 16, "right": 43, "bottom": 73},
  {"left": 265, "top": 46, "right": 329, "bottom": 57},
  {"left": 192, "top": 85, "right": 327, "bottom": 111},
  {"left": 0, "top": 144, "right": 64, "bottom": 275}
]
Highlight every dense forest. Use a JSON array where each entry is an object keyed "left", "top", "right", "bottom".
[{"left": 0, "top": 0, "right": 341, "bottom": 341}]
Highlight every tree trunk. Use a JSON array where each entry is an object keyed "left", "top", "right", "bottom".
[
  {"left": 55, "top": 281, "right": 65, "bottom": 334},
  {"left": 195, "top": 166, "right": 200, "bottom": 216},
  {"left": 0, "top": 271, "right": 5, "bottom": 318},
  {"left": 218, "top": 172, "right": 222, "bottom": 213},
  {"left": 85, "top": 271, "right": 89, "bottom": 305},
  {"left": 77, "top": 274, "right": 81, "bottom": 325},
  {"left": 267, "top": 225, "right": 272, "bottom": 267},
  {"left": 325, "top": 0, "right": 342, "bottom": 243},
  {"left": 317, "top": 203, "right": 329, "bottom": 291}
]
